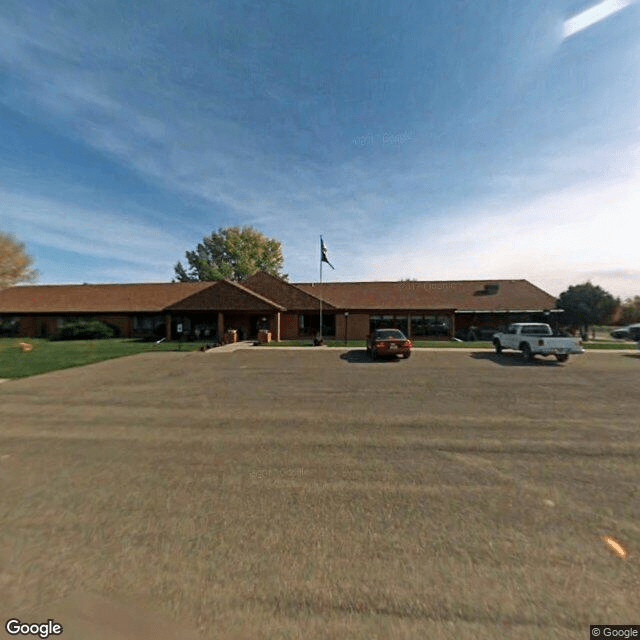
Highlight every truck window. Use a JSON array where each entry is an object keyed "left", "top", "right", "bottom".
[{"left": 522, "top": 325, "right": 552, "bottom": 335}]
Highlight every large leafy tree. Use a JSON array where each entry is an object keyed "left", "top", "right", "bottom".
[
  {"left": 174, "top": 226, "right": 286, "bottom": 282},
  {"left": 556, "top": 282, "right": 619, "bottom": 332},
  {"left": 0, "top": 231, "right": 38, "bottom": 288}
]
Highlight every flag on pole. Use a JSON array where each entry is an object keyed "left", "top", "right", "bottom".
[{"left": 320, "top": 237, "right": 334, "bottom": 270}]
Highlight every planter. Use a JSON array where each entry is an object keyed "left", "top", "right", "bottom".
[{"left": 258, "top": 330, "right": 271, "bottom": 344}]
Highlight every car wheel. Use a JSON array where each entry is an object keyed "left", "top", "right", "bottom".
[
  {"left": 493, "top": 339, "right": 502, "bottom": 354},
  {"left": 402, "top": 352, "right": 411, "bottom": 359},
  {"left": 521, "top": 343, "right": 533, "bottom": 362},
  {"left": 556, "top": 354, "right": 569, "bottom": 363},
  {"left": 371, "top": 348, "right": 377, "bottom": 361}
]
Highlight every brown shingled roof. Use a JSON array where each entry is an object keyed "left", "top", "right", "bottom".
[
  {"left": 0, "top": 282, "right": 214, "bottom": 313},
  {"left": 0, "top": 276, "right": 558, "bottom": 315},
  {"left": 295, "top": 279, "right": 557, "bottom": 311},
  {"left": 243, "top": 271, "right": 334, "bottom": 311}
]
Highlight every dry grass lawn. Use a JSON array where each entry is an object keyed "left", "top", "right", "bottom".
[{"left": 1, "top": 348, "right": 639, "bottom": 639}]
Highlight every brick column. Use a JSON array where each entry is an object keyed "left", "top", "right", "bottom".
[{"left": 217, "top": 312, "right": 224, "bottom": 342}]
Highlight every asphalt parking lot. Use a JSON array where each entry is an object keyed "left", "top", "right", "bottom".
[{"left": 1, "top": 348, "right": 638, "bottom": 639}]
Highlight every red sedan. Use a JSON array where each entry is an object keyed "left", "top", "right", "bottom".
[{"left": 366, "top": 329, "right": 412, "bottom": 360}]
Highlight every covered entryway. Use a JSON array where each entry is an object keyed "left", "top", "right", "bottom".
[{"left": 164, "top": 280, "right": 285, "bottom": 341}]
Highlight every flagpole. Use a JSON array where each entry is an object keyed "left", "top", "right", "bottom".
[{"left": 319, "top": 235, "right": 323, "bottom": 343}]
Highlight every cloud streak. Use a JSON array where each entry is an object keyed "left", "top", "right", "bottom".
[
  {"left": 1, "top": 189, "right": 190, "bottom": 277},
  {"left": 564, "top": 0, "right": 633, "bottom": 38}
]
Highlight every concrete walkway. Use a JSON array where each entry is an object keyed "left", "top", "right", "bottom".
[
  {"left": 205, "top": 343, "right": 637, "bottom": 354},
  {"left": 203, "top": 340, "right": 258, "bottom": 352}
]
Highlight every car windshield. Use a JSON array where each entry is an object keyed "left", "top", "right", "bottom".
[{"left": 375, "top": 330, "right": 406, "bottom": 340}]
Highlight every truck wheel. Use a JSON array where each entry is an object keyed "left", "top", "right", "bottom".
[
  {"left": 556, "top": 354, "right": 569, "bottom": 363},
  {"left": 493, "top": 339, "right": 502, "bottom": 354},
  {"left": 521, "top": 343, "right": 534, "bottom": 362}
]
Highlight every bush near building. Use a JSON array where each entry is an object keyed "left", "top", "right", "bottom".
[{"left": 53, "top": 320, "right": 116, "bottom": 341}]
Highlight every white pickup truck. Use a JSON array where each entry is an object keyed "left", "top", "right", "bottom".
[{"left": 492, "top": 323, "right": 584, "bottom": 362}]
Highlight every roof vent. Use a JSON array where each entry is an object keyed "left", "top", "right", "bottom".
[{"left": 484, "top": 283, "right": 499, "bottom": 295}]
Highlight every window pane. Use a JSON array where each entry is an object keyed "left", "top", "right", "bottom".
[
  {"left": 411, "top": 316, "right": 426, "bottom": 336},
  {"left": 394, "top": 316, "right": 408, "bottom": 334}
]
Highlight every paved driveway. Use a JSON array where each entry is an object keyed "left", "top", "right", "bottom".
[{"left": 1, "top": 349, "right": 638, "bottom": 639}]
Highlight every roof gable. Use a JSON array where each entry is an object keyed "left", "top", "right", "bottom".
[
  {"left": 166, "top": 279, "right": 285, "bottom": 312},
  {"left": 243, "top": 271, "right": 333, "bottom": 311}
]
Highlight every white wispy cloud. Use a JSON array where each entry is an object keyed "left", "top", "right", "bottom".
[
  {"left": 1, "top": 189, "right": 191, "bottom": 277},
  {"left": 564, "top": 0, "right": 633, "bottom": 38},
  {"left": 355, "top": 170, "right": 640, "bottom": 298}
]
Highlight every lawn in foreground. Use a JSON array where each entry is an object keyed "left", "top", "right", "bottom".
[
  {"left": 0, "top": 338, "right": 210, "bottom": 379},
  {"left": 0, "top": 350, "right": 638, "bottom": 639}
]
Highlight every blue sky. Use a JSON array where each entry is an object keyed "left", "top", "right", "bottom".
[{"left": 1, "top": 0, "right": 638, "bottom": 298}]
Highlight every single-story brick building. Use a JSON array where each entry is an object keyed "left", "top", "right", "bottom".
[
  {"left": 0, "top": 271, "right": 560, "bottom": 341},
  {"left": 294, "top": 277, "right": 561, "bottom": 340}
]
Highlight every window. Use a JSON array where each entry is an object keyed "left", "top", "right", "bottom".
[
  {"left": 521, "top": 324, "right": 552, "bottom": 336},
  {"left": 410, "top": 315, "right": 449, "bottom": 337},
  {"left": 394, "top": 316, "right": 408, "bottom": 334},
  {"left": 133, "top": 315, "right": 164, "bottom": 332},
  {"left": 375, "top": 329, "right": 407, "bottom": 340}
]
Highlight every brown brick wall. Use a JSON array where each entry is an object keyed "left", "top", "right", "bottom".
[
  {"left": 15, "top": 314, "right": 135, "bottom": 338},
  {"left": 335, "top": 313, "right": 370, "bottom": 339},
  {"left": 94, "top": 315, "right": 133, "bottom": 337},
  {"left": 19, "top": 316, "right": 37, "bottom": 337},
  {"left": 280, "top": 313, "right": 299, "bottom": 339}
]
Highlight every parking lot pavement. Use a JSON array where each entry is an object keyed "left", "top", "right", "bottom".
[{"left": 0, "top": 349, "right": 638, "bottom": 639}]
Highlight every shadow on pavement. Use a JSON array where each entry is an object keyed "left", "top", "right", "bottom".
[
  {"left": 469, "top": 351, "right": 563, "bottom": 367},
  {"left": 622, "top": 353, "right": 640, "bottom": 359},
  {"left": 340, "top": 349, "right": 402, "bottom": 364}
]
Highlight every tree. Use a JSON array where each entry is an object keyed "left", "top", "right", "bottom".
[
  {"left": 0, "top": 231, "right": 38, "bottom": 289},
  {"left": 615, "top": 295, "right": 640, "bottom": 325},
  {"left": 555, "top": 282, "right": 619, "bottom": 334},
  {"left": 174, "top": 226, "right": 286, "bottom": 282}
]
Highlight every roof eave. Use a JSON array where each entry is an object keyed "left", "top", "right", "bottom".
[{"left": 455, "top": 308, "right": 562, "bottom": 314}]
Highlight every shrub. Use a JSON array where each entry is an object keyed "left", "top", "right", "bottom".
[
  {"left": 54, "top": 320, "right": 115, "bottom": 340},
  {"left": 102, "top": 321, "right": 122, "bottom": 338}
]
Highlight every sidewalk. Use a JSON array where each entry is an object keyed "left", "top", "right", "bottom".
[
  {"left": 203, "top": 340, "right": 257, "bottom": 353},
  {"left": 204, "top": 344, "right": 638, "bottom": 353}
]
